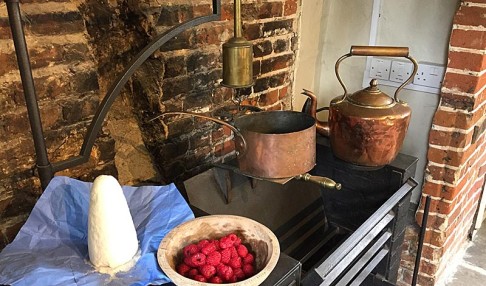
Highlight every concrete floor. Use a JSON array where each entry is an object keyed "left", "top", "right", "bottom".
[{"left": 443, "top": 224, "right": 486, "bottom": 286}]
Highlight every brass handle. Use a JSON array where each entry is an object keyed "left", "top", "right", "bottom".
[
  {"left": 335, "top": 46, "right": 419, "bottom": 104},
  {"left": 156, "top": 112, "right": 247, "bottom": 157},
  {"left": 295, "top": 173, "right": 342, "bottom": 190},
  {"left": 350, "top": 46, "right": 409, "bottom": 57}
]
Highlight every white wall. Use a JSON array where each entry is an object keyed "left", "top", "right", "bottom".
[{"left": 294, "top": 0, "right": 459, "bottom": 202}]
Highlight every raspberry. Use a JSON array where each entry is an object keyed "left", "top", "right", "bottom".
[
  {"left": 219, "top": 236, "right": 233, "bottom": 249},
  {"left": 184, "top": 256, "right": 196, "bottom": 268},
  {"left": 183, "top": 244, "right": 199, "bottom": 257},
  {"left": 243, "top": 264, "right": 255, "bottom": 277},
  {"left": 176, "top": 263, "right": 191, "bottom": 276},
  {"left": 229, "top": 256, "right": 242, "bottom": 269},
  {"left": 209, "top": 276, "right": 223, "bottom": 283},
  {"left": 210, "top": 239, "right": 221, "bottom": 251},
  {"left": 206, "top": 251, "right": 222, "bottom": 266},
  {"left": 233, "top": 268, "right": 245, "bottom": 280},
  {"left": 227, "top": 233, "right": 241, "bottom": 246},
  {"left": 199, "top": 264, "right": 216, "bottom": 279},
  {"left": 243, "top": 253, "right": 254, "bottom": 265},
  {"left": 197, "top": 239, "right": 210, "bottom": 250},
  {"left": 187, "top": 268, "right": 199, "bottom": 278},
  {"left": 190, "top": 253, "right": 206, "bottom": 267},
  {"left": 201, "top": 243, "right": 217, "bottom": 255},
  {"left": 237, "top": 244, "right": 249, "bottom": 257},
  {"left": 228, "top": 275, "right": 238, "bottom": 282},
  {"left": 217, "top": 264, "right": 234, "bottom": 282},
  {"left": 220, "top": 248, "right": 232, "bottom": 264},
  {"left": 230, "top": 246, "right": 239, "bottom": 258},
  {"left": 193, "top": 274, "right": 207, "bottom": 282}
]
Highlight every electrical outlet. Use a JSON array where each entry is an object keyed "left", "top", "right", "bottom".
[
  {"left": 369, "top": 57, "right": 392, "bottom": 80},
  {"left": 413, "top": 63, "right": 445, "bottom": 89},
  {"left": 389, "top": 60, "right": 414, "bottom": 83}
]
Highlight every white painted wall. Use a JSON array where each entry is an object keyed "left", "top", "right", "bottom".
[{"left": 294, "top": 0, "right": 459, "bottom": 202}]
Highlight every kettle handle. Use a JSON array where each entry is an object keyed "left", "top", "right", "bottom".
[{"left": 335, "top": 46, "right": 419, "bottom": 103}]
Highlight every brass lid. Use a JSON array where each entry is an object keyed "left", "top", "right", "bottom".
[{"left": 347, "top": 79, "right": 394, "bottom": 107}]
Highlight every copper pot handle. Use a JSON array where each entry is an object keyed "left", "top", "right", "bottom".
[
  {"left": 157, "top": 112, "right": 247, "bottom": 156},
  {"left": 335, "top": 45, "right": 419, "bottom": 103},
  {"left": 295, "top": 173, "right": 342, "bottom": 190}
]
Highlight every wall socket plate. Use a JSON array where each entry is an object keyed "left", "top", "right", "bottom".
[
  {"left": 363, "top": 57, "right": 444, "bottom": 94},
  {"left": 389, "top": 60, "right": 414, "bottom": 83},
  {"left": 369, "top": 57, "right": 392, "bottom": 80},
  {"left": 413, "top": 63, "right": 445, "bottom": 89}
]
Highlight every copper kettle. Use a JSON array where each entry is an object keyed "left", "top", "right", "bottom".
[{"left": 303, "top": 46, "right": 418, "bottom": 167}]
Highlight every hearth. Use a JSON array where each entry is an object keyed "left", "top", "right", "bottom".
[{"left": 183, "top": 137, "right": 418, "bottom": 285}]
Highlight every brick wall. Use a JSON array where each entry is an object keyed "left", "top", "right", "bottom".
[
  {"left": 0, "top": 0, "right": 301, "bottom": 250},
  {"left": 398, "top": 1, "right": 486, "bottom": 285}
]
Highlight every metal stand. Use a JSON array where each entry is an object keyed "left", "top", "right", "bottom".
[{"left": 4, "top": 0, "right": 221, "bottom": 189}]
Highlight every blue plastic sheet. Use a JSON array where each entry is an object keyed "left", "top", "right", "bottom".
[{"left": 0, "top": 176, "right": 194, "bottom": 286}]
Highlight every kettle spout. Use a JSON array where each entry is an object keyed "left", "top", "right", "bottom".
[{"left": 301, "top": 89, "right": 330, "bottom": 137}]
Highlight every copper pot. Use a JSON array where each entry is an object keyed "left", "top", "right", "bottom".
[
  {"left": 161, "top": 110, "right": 340, "bottom": 189},
  {"left": 303, "top": 46, "right": 418, "bottom": 167}
]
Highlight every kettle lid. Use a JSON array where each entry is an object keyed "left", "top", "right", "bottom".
[{"left": 347, "top": 79, "right": 394, "bottom": 107}]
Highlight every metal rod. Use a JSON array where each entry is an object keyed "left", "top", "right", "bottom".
[
  {"left": 234, "top": 0, "right": 242, "bottom": 37},
  {"left": 5, "top": 0, "right": 53, "bottom": 189},
  {"left": 2, "top": 0, "right": 221, "bottom": 189},
  {"left": 412, "top": 195, "right": 431, "bottom": 286}
]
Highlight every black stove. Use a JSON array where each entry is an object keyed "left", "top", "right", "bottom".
[{"left": 184, "top": 137, "right": 418, "bottom": 286}]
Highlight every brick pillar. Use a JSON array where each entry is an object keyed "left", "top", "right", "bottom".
[{"left": 399, "top": 1, "right": 486, "bottom": 285}]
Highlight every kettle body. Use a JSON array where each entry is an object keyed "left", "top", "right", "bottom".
[{"left": 303, "top": 46, "right": 418, "bottom": 167}]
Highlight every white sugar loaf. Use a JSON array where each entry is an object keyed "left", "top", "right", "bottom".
[{"left": 88, "top": 175, "right": 139, "bottom": 270}]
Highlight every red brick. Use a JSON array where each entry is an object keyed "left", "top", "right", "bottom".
[
  {"left": 261, "top": 54, "right": 294, "bottom": 74},
  {"left": 429, "top": 129, "right": 470, "bottom": 148},
  {"left": 25, "top": 12, "right": 85, "bottom": 36},
  {"left": 427, "top": 145, "right": 475, "bottom": 167},
  {"left": 242, "top": 23, "right": 263, "bottom": 40},
  {"left": 426, "top": 165, "right": 458, "bottom": 185},
  {"left": 440, "top": 92, "right": 475, "bottom": 111},
  {"left": 214, "top": 139, "right": 235, "bottom": 157},
  {"left": 279, "top": 85, "right": 289, "bottom": 99},
  {"left": 420, "top": 195, "right": 456, "bottom": 216},
  {"left": 195, "top": 22, "right": 226, "bottom": 46},
  {"left": 450, "top": 29, "right": 486, "bottom": 50},
  {"left": 454, "top": 5, "right": 486, "bottom": 27},
  {"left": 421, "top": 244, "right": 444, "bottom": 262},
  {"left": 448, "top": 51, "right": 486, "bottom": 72},
  {"left": 221, "top": 3, "right": 233, "bottom": 21},
  {"left": 258, "top": 89, "right": 279, "bottom": 107},
  {"left": 284, "top": 0, "right": 298, "bottom": 16},
  {"left": 416, "top": 211, "right": 447, "bottom": 230},
  {"left": 242, "top": 2, "right": 283, "bottom": 20},
  {"left": 443, "top": 72, "right": 486, "bottom": 94}
]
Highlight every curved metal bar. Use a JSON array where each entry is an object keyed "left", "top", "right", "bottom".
[
  {"left": 6, "top": 0, "right": 52, "bottom": 189},
  {"left": 159, "top": 112, "right": 248, "bottom": 157},
  {"left": 51, "top": 2, "right": 221, "bottom": 173},
  {"left": 334, "top": 53, "right": 352, "bottom": 100}
]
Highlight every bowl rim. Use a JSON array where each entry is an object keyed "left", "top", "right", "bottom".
[{"left": 157, "top": 214, "right": 280, "bottom": 285}]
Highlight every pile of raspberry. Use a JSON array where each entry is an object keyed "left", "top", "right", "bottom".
[{"left": 176, "top": 233, "right": 256, "bottom": 283}]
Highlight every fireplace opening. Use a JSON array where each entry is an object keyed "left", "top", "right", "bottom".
[{"left": 183, "top": 137, "right": 418, "bottom": 285}]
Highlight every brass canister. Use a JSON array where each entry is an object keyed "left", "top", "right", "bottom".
[
  {"left": 222, "top": 38, "right": 253, "bottom": 87},
  {"left": 222, "top": 0, "right": 254, "bottom": 87}
]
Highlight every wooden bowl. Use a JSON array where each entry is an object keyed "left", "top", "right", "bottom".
[{"left": 157, "top": 215, "right": 280, "bottom": 285}]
